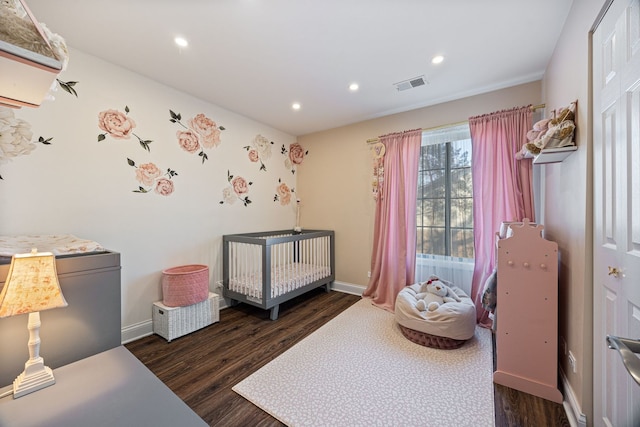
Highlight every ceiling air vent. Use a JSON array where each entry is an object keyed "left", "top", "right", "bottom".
[{"left": 394, "top": 75, "right": 427, "bottom": 91}]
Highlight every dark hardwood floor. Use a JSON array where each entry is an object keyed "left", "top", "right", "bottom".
[{"left": 126, "top": 288, "right": 570, "bottom": 427}]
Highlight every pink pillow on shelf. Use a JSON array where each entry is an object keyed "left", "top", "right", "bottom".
[{"left": 162, "top": 264, "right": 209, "bottom": 307}]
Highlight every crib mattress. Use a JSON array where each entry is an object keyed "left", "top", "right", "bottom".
[{"left": 229, "top": 262, "right": 331, "bottom": 300}]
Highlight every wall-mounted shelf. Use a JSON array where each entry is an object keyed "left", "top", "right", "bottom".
[
  {"left": 533, "top": 145, "right": 578, "bottom": 164},
  {"left": 0, "top": 45, "right": 62, "bottom": 108},
  {"left": 0, "top": 0, "right": 63, "bottom": 108}
]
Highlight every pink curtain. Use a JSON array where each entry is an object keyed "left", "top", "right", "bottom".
[
  {"left": 363, "top": 129, "right": 421, "bottom": 312},
  {"left": 469, "top": 106, "right": 534, "bottom": 326}
]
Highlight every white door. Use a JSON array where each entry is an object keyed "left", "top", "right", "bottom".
[{"left": 593, "top": 0, "right": 640, "bottom": 425}]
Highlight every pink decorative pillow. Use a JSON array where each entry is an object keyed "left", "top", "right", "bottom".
[{"left": 162, "top": 264, "right": 209, "bottom": 307}]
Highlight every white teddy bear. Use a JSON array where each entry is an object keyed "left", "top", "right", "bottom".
[{"left": 415, "top": 277, "right": 461, "bottom": 312}]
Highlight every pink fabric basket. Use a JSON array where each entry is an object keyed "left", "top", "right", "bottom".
[{"left": 162, "top": 264, "right": 209, "bottom": 307}]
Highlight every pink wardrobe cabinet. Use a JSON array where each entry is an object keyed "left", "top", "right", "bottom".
[{"left": 493, "top": 219, "right": 563, "bottom": 403}]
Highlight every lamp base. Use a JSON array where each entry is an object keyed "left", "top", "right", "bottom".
[{"left": 13, "top": 356, "right": 56, "bottom": 398}]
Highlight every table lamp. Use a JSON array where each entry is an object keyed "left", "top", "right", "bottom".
[{"left": 0, "top": 249, "right": 67, "bottom": 398}]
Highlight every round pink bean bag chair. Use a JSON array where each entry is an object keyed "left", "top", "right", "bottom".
[{"left": 394, "top": 281, "right": 476, "bottom": 349}]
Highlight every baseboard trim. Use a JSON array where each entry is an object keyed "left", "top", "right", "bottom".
[
  {"left": 560, "top": 368, "right": 587, "bottom": 427},
  {"left": 121, "top": 282, "right": 365, "bottom": 344},
  {"left": 121, "top": 319, "right": 153, "bottom": 344},
  {"left": 331, "top": 281, "right": 365, "bottom": 295}
]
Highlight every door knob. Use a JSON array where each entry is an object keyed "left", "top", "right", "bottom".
[{"left": 608, "top": 266, "right": 621, "bottom": 278}]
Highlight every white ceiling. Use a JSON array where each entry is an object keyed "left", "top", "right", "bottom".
[{"left": 25, "top": 0, "right": 573, "bottom": 136}]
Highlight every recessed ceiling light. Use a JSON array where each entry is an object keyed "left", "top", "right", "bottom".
[
  {"left": 292, "top": 102, "right": 301, "bottom": 110},
  {"left": 349, "top": 83, "right": 359, "bottom": 92},
  {"left": 174, "top": 37, "right": 189, "bottom": 48},
  {"left": 431, "top": 55, "right": 444, "bottom": 64}
]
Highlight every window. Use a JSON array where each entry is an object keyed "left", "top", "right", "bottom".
[{"left": 416, "top": 123, "right": 474, "bottom": 259}]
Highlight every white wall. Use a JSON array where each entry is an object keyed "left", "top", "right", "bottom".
[{"left": 0, "top": 48, "right": 298, "bottom": 340}]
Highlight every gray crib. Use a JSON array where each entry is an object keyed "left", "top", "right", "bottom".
[{"left": 222, "top": 229, "right": 335, "bottom": 320}]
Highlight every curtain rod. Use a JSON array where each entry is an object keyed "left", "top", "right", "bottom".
[
  {"left": 366, "top": 120, "right": 465, "bottom": 144},
  {"left": 366, "top": 103, "right": 546, "bottom": 144}
]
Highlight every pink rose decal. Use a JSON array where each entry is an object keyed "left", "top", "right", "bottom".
[
  {"left": 276, "top": 182, "right": 292, "bottom": 206},
  {"left": 97, "top": 106, "right": 152, "bottom": 151},
  {"left": 98, "top": 109, "right": 135, "bottom": 139},
  {"left": 253, "top": 135, "right": 272, "bottom": 159},
  {"left": 135, "top": 162, "right": 161, "bottom": 186},
  {"left": 282, "top": 142, "right": 308, "bottom": 174},
  {"left": 177, "top": 130, "right": 200, "bottom": 153},
  {"left": 155, "top": 178, "right": 174, "bottom": 196},
  {"left": 244, "top": 134, "right": 273, "bottom": 171},
  {"left": 248, "top": 149, "right": 259, "bottom": 162},
  {"left": 220, "top": 170, "right": 252, "bottom": 206},
  {"left": 288, "top": 143, "right": 305, "bottom": 165},
  {"left": 189, "top": 113, "right": 221, "bottom": 148},
  {"left": 128, "top": 158, "right": 178, "bottom": 196},
  {"left": 232, "top": 176, "right": 249, "bottom": 195},
  {"left": 170, "top": 109, "right": 225, "bottom": 164}
]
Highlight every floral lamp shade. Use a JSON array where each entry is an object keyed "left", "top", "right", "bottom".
[{"left": 0, "top": 249, "right": 67, "bottom": 318}]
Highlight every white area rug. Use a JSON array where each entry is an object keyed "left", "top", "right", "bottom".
[{"left": 233, "top": 298, "right": 494, "bottom": 426}]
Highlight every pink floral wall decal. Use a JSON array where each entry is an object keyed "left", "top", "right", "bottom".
[
  {"left": 98, "top": 106, "right": 152, "bottom": 151},
  {"left": 243, "top": 134, "right": 273, "bottom": 171},
  {"left": 274, "top": 178, "right": 295, "bottom": 206},
  {"left": 0, "top": 107, "right": 53, "bottom": 180},
  {"left": 169, "top": 110, "right": 225, "bottom": 164},
  {"left": 127, "top": 158, "right": 178, "bottom": 196},
  {"left": 281, "top": 142, "right": 308, "bottom": 174},
  {"left": 220, "top": 170, "right": 253, "bottom": 206}
]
